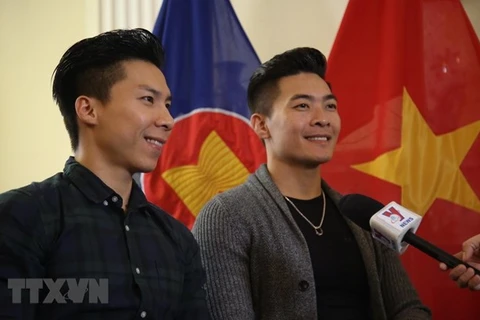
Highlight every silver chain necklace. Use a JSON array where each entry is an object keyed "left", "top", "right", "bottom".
[{"left": 284, "top": 190, "right": 326, "bottom": 236}]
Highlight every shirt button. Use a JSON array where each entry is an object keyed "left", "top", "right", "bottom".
[
  {"left": 298, "top": 280, "right": 309, "bottom": 292},
  {"left": 140, "top": 311, "right": 147, "bottom": 318},
  {"left": 112, "top": 196, "right": 118, "bottom": 203},
  {"left": 135, "top": 267, "right": 141, "bottom": 274},
  {"left": 103, "top": 200, "right": 108, "bottom": 206},
  {"left": 125, "top": 225, "right": 130, "bottom": 232}
]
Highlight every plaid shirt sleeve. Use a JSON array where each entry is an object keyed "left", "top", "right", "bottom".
[{"left": 0, "top": 189, "right": 47, "bottom": 320}]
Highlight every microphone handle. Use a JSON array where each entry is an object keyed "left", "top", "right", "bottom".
[{"left": 403, "top": 231, "right": 480, "bottom": 275}]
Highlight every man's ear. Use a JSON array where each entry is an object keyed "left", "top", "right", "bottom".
[
  {"left": 250, "top": 113, "right": 270, "bottom": 140},
  {"left": 75, "top": 96, "right": 99, "bottom": 126}
]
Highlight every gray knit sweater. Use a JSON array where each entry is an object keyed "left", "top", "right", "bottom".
[{"left": 192, "top": 164, "right": 431, "bottom": 320}]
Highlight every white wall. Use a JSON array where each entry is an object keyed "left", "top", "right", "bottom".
[
  {"left": 0, "top": 0, "right": 88, "bottom": 192},
  {"left": 231, "top": 0, "right": 349, "bottom": 61}
]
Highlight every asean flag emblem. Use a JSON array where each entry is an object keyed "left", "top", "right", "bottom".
[{"left": 141, "top": 109, "right": 266, "bottom": 228}]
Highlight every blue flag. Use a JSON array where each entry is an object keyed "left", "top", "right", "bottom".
[{"left": 142, "top": 0, "right": 266, "bottom": 228}]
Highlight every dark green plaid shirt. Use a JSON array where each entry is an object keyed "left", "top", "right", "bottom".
[{"left": 0, "top": 157, "right": 211, "bottom": 320}]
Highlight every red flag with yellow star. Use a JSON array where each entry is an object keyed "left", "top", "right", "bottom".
[{"left": 323, "top": 0, "right": 480, "bottom": 318}]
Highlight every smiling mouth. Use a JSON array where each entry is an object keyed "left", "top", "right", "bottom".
[
  {"left": 305, "top": 136, "right": 331, "bottom": 141},
  {"left": 145, "top": 137, "right": 164, "bottom": 147}
]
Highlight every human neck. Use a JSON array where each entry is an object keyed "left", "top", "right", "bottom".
[
  {"left": 267, "top": 160, "right": 322, "bottom": 200},
  {"left": 74, "top": 146, "right": 132, "bottom": 211}
]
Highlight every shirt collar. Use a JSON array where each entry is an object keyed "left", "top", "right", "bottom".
[{"left": 63, "top": 156, "right": 149, "bottom": 210}]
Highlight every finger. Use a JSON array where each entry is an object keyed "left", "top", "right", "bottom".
[
  {"left": 468, "top": 275, "right": 480, "bottom": 291},
  {"left": 470, "top": 262, "right": 480, "bottom": 270},
  {"left": 456, "top": 268, "right": 475, "bottom": 288},
  {"left": 453, "top": 252, "right": 463, "bottom": 260},
  {"left": 449, "top": 252, "right": 463, "bottom": 269},
  {"left": 449, "top": 264, "right": 467, "bottom": 281},
  {"left": 439, "top": 262, "right": 447, "bottom": 271},
  {"left": 462, "top": 241, "right": 478, "bottom": 261}
]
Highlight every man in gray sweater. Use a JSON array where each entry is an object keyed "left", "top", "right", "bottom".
[{"left": 192, "top": 47, "right": 431, "bottom": 319}]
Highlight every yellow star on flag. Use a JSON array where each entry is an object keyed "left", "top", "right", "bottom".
[
  {"left": 161, "top": 131, "right": 250, "bottom": 217},
  {"left": 352, "top": 88, "right": 480, "bottom": 215}
]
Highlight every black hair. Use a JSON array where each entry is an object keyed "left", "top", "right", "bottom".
[
  {"left": 247, "top": 47, "right": 328, "bottom": 116},
  {"left": 52, "top": 28, "right": 165, "bottom": 150}
]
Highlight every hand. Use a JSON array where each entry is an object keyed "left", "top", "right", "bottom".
[{"left": 440, "top": 234, "right": 480, "bottom": 291}]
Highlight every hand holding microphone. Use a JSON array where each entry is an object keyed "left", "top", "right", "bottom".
[
  {"left": 439, "top": 234, "right": 480, "bottom": 291},
  {"left": 338, "top": 194, "right": 480, "bottom": 278}
]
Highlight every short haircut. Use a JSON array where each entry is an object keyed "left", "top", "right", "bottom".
[
  {"left": 52, "top": 28, "right": 165, "bottom": 150},
  {"left": 247, "top": 47, "right": 328, "bottom": 116}
]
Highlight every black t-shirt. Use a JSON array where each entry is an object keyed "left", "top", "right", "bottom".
[{"left": 285, "top": 193, "right": 372, "bottom": 319}]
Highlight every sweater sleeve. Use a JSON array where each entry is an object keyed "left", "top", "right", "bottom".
[
  {"left": 191, "top": 197, "right": 254, "bottom": 320},
  {"left": 376, "top": 242, "right": 432, "bottom": 320}
]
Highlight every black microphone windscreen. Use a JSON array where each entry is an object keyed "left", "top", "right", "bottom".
[{"left": 338, "top": 194, "right": 385, "bottom": 232}]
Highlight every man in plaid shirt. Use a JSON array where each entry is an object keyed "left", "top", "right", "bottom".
[{"left": 0, "top": 28, "right": 211, "bottom": 320}]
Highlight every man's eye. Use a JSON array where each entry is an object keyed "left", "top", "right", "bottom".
[
  {"left": 295, "top": 103, "right": 309, "bottom": 109},
  {"left": 142, "top": 96, "right": 154, "bottom": 103}
]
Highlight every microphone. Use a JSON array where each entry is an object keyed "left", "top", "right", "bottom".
[{"left": 338, "top": 193, "right": 480, "bottom": 275}]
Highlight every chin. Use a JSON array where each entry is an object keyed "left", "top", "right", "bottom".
[
  {"left": 298, "top": 159, "right": 325, "bottom": 169},
  {"left": 290, "top": 155, "right": 332, "bottom": 169},
  {"left": 308, "top": 156, "right": 332, "bottom": 167},
  {"left": 131, "top": 160, "right": 159, "bottom": 174},
  {"left": 139, "top": 164, "right": 158, "bottom": 173}
]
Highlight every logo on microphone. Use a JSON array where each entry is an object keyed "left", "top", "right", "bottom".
[
  {"left": 372, "top": 228, "right": 394, "bottom": 248},
  {"left": 381, "top": 206, "right": 405, "bottom": 223}
]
